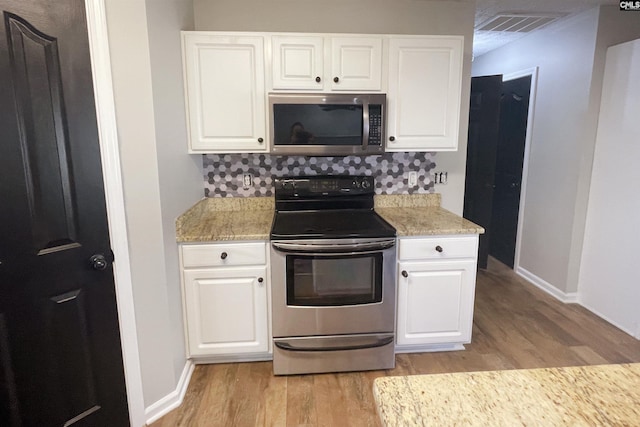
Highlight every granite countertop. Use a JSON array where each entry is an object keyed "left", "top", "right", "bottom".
[
  {"left": 373, "top": 363, "right": 640, "bottom": 426},
  {"left": 176, "top": 197, "right": 274, "bottom": 242},
  {"left": 375, "top": 194, "right": 484, "bottom": 236},
  {"left": 176, "top": 193, "right": 483, "bottom": 242}
]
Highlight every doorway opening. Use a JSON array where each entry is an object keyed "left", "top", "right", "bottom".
[{"left": 463, "top": 68, "right": 538, "bottom": 271}]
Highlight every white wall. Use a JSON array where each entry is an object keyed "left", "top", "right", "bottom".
[
  {"left": 472, "top": 6, "right": 640, "bottom": 296},
  {"left": 145, "top": 0, "right": 202, "bottom": 389},
  {"left": 578, "top": 38, "right": 640, "bottom": 338},
  {"left": 472, "top": 9, "right": 600, "bottom": 294},
  {"left": 192, "top": 0, "right": 475, "bottom": 214},
  {"left": 567, "top": 6, "right": 640, "bottom": 293},
  {"left": 104, "top": 0, "right": 199, "bottom": 411}
]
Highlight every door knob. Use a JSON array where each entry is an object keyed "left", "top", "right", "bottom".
[{"left": 90, "top": 254, "right": 108, "bottom": 271}]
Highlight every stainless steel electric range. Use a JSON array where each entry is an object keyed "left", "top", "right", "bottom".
[{"left": 270, "top": 175, "right": 397, "bottom": 375}]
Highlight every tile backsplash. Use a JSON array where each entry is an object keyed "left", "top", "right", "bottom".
[{"left": 203, "top": 152, "right": 437, "bottom": 197}]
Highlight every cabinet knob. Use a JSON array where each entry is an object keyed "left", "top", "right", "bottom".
[
  {"left": 333, "top": 76, "right": 339, "bottom": 83},
  {"left": 220, "top": 252, "right": 228, "bottom": 260},
  {"left": 257, "top": 137, "right": 264, "bottom": 143},
  {"left": 258, "top": 277, "right": 264, "bottom": 285},
  {"left": 435, "top": 245, "right": 443, "bottom": 253},
  {"left": 315, "top": 76, "right": 321, "bottom": 83},
  {"left": 389, "top": 136, "right": 395, "bottom": 142},
  {"left": 401, "top": 270, "right": 408, "bottom": 278}
]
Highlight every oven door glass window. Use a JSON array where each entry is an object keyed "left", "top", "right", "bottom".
[{"left": 286, "top": 253, "right": 383, "bottom": 306}]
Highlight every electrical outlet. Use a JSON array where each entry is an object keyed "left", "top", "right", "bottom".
[
  {"left": 408, "top": 171, "right": 418, "bottom": 187},
  {"left": 433, "top": 171, "right": 448, "bottom": 185},
  {"left": 242, "top": 173, "right": 253, "bottom": 189}
]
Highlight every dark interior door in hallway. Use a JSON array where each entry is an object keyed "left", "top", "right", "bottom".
[
  {"left": 490, "top": 75, "right": 531, "bottom": 268},
  {"left": 463, "top": 75, "right": 502, "bottom": 269},
  {"left": 0, "top": 1, "right": 129, "bottom": 425}
]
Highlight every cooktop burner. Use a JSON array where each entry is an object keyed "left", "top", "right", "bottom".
[
  {"left": 270, "top": 175, "right": 396, "bottom": 240},
  {"left": 270, "top": 209, "right": 396, "bottom": 240}
]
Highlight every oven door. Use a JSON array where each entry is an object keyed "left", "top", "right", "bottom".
[{"left": 271, "top": 238, "right": 396, "bottom": 337}]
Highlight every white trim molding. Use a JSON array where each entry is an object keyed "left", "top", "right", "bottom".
[
  {"left": 577, "top": 298, "right": 640, "bottom": 340},
  {"left": 145, "top": 361, "right": 195, "bottom": 425},
  {"left": 516, "top": 266, "right": 579, "bottom": 304},
  {"left": 502, "top": 67, "right": 538, "bottom": 277},
  {"left": 85, "top": 1, "right": 145, "bottom": 426}
]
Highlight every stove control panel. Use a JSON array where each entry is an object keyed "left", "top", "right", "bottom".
[{"left": 275, "top": 175, "right": 375, "bottom": 198}]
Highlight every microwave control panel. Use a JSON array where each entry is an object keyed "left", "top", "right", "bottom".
[{"left": 368, "top": 105, "right": 383, "bottom": 146}]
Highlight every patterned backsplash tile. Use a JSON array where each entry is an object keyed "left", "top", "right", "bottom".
[{"left": 203, "top": 152, "right": 437, "bottom": 197}]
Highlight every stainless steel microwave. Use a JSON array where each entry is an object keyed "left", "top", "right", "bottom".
[{"left": 268, "top": 93, "right": 386, "bottom": 156}]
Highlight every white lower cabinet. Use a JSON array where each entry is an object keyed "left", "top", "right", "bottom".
[
  {"left": 396, "top": 235, "right": 478, "bottom": 352},
  {"left": 180, "top": 241, "right": 271, "bottom": 361}
]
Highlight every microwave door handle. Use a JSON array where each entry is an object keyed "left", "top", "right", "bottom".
[{"left": 362, "top": 102, "right": 370, "bottom": 151}]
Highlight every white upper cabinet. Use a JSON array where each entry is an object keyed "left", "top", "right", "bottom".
[
  {"left": 330, "top": 37, "right": 383, "bottom": 91},
  {"left": 386, "top": 36, "right": 463, "bottom": 152},
  {"left": 181, "top": 31, "right": 466, "bottom": 153},
  {"left": 270, "top": 35, "right": 383, "bottom": 92},
  {"left": 182, "top": 33, "right": 267, "bottom": 153},
  {"left": 271, "top": 35, "right": 324, "bottom": 90}
]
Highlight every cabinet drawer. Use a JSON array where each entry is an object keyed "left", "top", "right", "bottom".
[
  {"left": 182, "top": 242, "right": 267, "bottom": 268},
  {"left": 398, "top": 236, "right": 478, "bottom": 260}
]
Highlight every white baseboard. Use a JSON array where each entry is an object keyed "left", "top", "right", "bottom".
[
  {"left": 144, "top": 360, "right": 195, "bottom": 425},
  {"left": 516, "top": 267, "right": 638, "bottom": 340},
  {"left": 395, "top": 343, "right": 465, "bottom": 354},
  {"left": 577, "top": 298, "right": 640, "bottom": 340},
  {"left": 516, "top": 267, "right": 578, "bottom": 303}
]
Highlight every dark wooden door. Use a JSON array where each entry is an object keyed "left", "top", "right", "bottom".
[
  {"left": 463, "top": 75, "right": 502, "bottom": 269},
  {"left": 489, "top": 76, "right": 531, "bottom": 268},
  {"left": 0, "top": 1, "right": 129, "bottom": 426}
]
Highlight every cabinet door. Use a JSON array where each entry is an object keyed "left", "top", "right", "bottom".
[
  {"left": 182, "top": 33, "right": 267, "bottom": 153},
  {"left": 183, "top": 267, "right": 269, "bottom": 356},
  {"left": 271, "top": 35, "right": 324, "bottom": 90},
  {"left": 387, "top": 37, "right": 463, "bottom": 151},
  {"left": 330, "top": 37, "right": 382, "bottom": 91},
  {"left": 397, "top": 259, "right": 476, "bottom": 346}
]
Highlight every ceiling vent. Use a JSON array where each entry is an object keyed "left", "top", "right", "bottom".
[{"left": 476, "top": 13, "right": 564, "bottom": 33}]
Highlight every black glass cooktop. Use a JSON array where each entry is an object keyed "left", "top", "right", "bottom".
[{"left": 270, "top": 209, "right": 396, "bottom": 240}]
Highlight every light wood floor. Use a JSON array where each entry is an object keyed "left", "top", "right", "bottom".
[{"left": 150, "top": 258, "right": 640, "bottom": 426}]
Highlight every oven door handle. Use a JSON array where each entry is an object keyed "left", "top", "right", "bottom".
[
  {"left": 271, "top": 239, "right": 396, "bottom": 254},
  {"left": 274, "top": 336, "right": 394, "bottom": 352}
]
